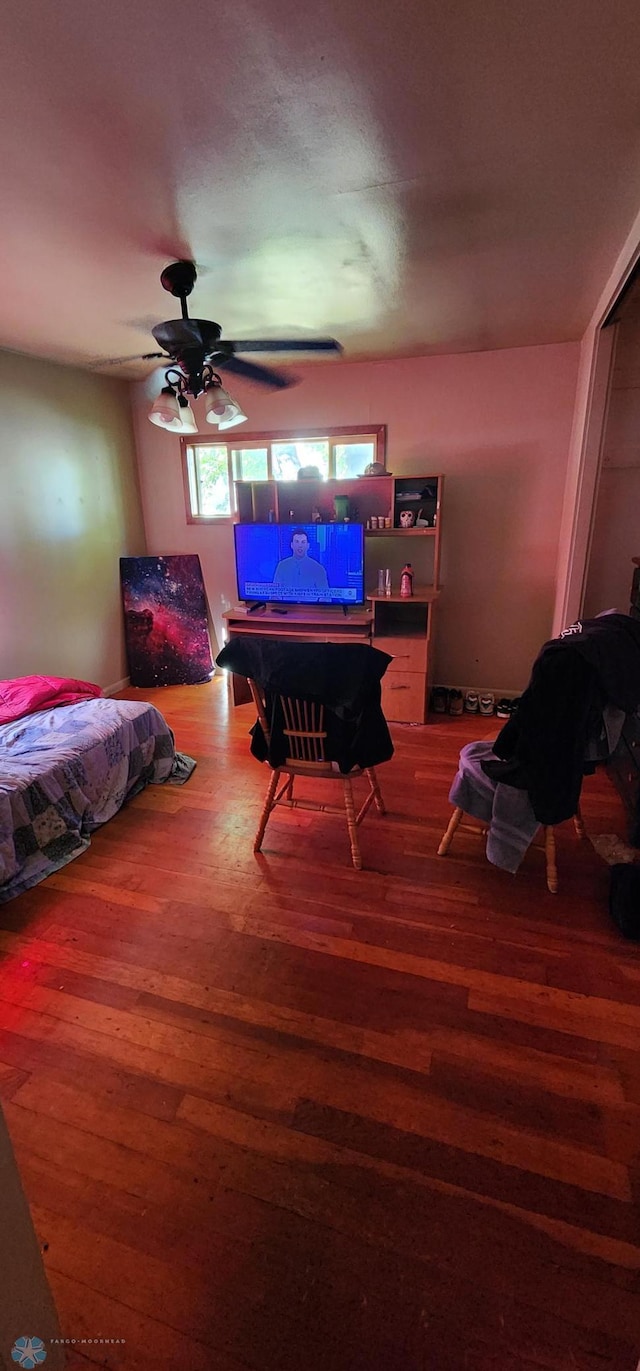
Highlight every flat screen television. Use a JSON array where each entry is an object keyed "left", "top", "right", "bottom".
[{"left": 234, "top": 522, "right": 365, "bottom": 607}]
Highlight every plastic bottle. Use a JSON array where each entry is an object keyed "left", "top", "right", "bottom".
[{"left": 400, "top": 563, "right": 414, "bottom": 598}]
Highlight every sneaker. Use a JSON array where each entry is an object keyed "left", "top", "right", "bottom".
[
  {"left": 464, "top": 691, "right": 479, "bottom": 714},
  {"left": 479, "top": 693, "right": 495, "bottom": 716},
  {"left": 431, "top": 686, "right": 448, "bottom": 713},
  {"left": 496, "top": 698, "right": 511, "bottom": 719},
  {"left": 448, "top": 689, "right": 464, "bottom": 716}
]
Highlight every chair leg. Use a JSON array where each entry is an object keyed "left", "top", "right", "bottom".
[
  {"left": 342, "top": 777, "right": 362, "bottom": 869},
  {"left": 437, "top": 806, "right": 463, "bottom": 856},
  {"left": 254, "top": 769, "right": 281, "bottom": 853},
  {"left": 286, "top": 776, "right": 294, "bottom": 800},
  {"left": 365, "top": 767, "right": 386, "bottom": 814},
  {"left": 544, "top": 826, "right": 558, "bottom": 894},
  {"left": 573, "top": 804, "right": 586, "bottom": 839}
]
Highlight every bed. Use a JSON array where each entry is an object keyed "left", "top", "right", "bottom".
[{"left": 0, "top": 690, "right": 194, "bottom": 904}]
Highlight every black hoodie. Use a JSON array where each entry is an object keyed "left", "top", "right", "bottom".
[
  {"left": 216, "top": 638, "right": 394, "bottom": 774},
  {"left": 482, "top": 614, "right": 640, "bottom": 824}
]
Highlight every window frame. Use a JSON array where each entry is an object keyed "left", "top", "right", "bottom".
[{"left": 181, "top": 425, "right": 386, "bottom": 525}]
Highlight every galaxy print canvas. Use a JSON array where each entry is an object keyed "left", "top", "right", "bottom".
[{"left": 120, "top": 555, "right": 214, "bottom": 687}]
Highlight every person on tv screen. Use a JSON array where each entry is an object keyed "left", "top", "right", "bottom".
[{"left": 273, "top": 528, "right": 329, "bottom": 591}]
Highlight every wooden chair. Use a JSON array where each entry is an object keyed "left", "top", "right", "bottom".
[
  {"left": 437, "top": 803, "right": 586, "bottom": 893},
  {"left": 248, "top": 679, "right": 386, "bottom": 870}
]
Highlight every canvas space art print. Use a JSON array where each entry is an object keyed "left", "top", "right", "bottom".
[{"left": 120, "top": 555, "right": 214, "bottom": 687}]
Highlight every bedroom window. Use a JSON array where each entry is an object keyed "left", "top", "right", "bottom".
[{"left": 182, "top": 426, "right": 386, "bottom": 523}]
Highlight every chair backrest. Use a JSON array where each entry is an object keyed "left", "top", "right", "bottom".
[
  {"left": 247, "top": 678, "right": 332, "bottom": 774},
  {"left": 280, "top": 694, "right": 327, "bottom": 766}
]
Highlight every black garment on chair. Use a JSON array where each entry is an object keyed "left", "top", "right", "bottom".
[
  {"left": 216, "top": 638, "right": 394, "bottom": 774},
  {"left": 482, "top": 614, "right": 640, "bottom": 826}
]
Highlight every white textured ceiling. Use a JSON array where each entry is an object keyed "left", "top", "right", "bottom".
[{"left": 1, "top": 0, "right": 640, "bottom": 375}]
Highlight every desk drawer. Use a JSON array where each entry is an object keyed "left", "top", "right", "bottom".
[
  {"left": 382, "top": 670, "right": 427, "bottom": 723},
  {"left": 375, "top": 634, "right": 427, "bottom": 673}
]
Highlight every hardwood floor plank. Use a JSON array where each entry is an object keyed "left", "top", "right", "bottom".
[
  {"left": 0, "top": 1027, "right": 185, "bottom": 1121},
  {"left": 419, "top": 1030, "right": 624, "bottom": 1104},
  {"left": 46, "top": 1269, "right": 243, "bottom": 1371},
  {"left": 0, "top": 1006, "right": 298, "bottom": 1121},
  {"left": 469, "top": 989, "right": 640, "bottom": 1051},
  {"left": 177, "top": 1086, "right": 631, "bottom": 1200}
]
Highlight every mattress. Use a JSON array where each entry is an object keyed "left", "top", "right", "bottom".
[{"left": 0, "top": 696, "right": 179, "bottom": 904}]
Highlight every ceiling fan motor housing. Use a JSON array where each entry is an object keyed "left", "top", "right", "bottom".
[{"left": 151, "top": 318, "right": 225, "bottom": 355}]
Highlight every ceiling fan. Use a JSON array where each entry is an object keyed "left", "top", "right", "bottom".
[{"left": 96, "top": 261, "right": 343, "bottom": 432}]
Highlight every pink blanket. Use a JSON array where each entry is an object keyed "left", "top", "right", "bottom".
[{"left": 0, "top": 675, "right": 103, "bottom": 726}]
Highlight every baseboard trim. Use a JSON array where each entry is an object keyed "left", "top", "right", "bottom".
[{"left": 104, "top": 677, "right": 130, "bottom": 696}]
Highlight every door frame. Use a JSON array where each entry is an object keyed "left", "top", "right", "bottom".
[{"left": 553, "top": 227, "right": 640, "bottom": 634}]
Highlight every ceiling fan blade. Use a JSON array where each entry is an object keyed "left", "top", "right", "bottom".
[
  {"left": 218, "top": 355, "right": 293, "bottom": 389},
  {"left": 225, "top": 338, "right": 343, "bottom": 354},
  {"left": 87, "top": 352, "right": 167, "bottom": 369}
]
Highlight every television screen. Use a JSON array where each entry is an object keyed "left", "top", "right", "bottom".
[{"left": 234, "top": 523, "right": 365, "bottom": 606}]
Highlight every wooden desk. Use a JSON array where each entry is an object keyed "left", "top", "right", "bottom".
[{"left": 222, "top": 604, "right": 373, "bottom": 704}]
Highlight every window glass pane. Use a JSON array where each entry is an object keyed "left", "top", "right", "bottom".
[
  {"left": 334, "top": 442, "right": 376, "bottom": 478},
  {"left": 190, "top": 445, "right": 231, "bottom": 517},
  {"left": 232, "top": 448, "right": 269, "bottom": 481},
  {"left": 272, "top": 440, "right": 329, "bottom": 481}
]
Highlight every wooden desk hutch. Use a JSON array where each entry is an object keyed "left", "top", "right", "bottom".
[{"left": 224, "top": 472, "right": 443, "bottom": 724}]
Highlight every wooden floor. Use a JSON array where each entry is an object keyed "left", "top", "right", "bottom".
[{"left": 2, "top": 680, "right": 640, "bottom": 1371}]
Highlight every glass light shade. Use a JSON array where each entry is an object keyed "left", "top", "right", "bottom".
[
  {"left": 204, "top": 383, "right": 240, "bottom": 426},
  {"left": 148, "top": 387, "right": 182, "bottom": 430},
  {"left": 177, "top": 399, "right": 197, "bottom": 433},
  {"left": 218, "top": 408, "right": 247, "bottom": 430}
]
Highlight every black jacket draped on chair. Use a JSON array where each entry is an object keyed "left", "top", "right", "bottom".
[
  {"left": 482, "top": 613, "right": 640, "bottom": 824},
  {"left": 216, "top": 638, "right": 394, "bottom": 774}
]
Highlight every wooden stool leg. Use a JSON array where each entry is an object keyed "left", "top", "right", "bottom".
[
  {"left": 366, "top": 767, "right": 386, "bottom": 815},
  {"left": 438, "top": 806, "right": 464, "bottom": 856},
  {"left": 573, "top": 804, "right": 586, "bottom": 839},
  {"left": 286, "top": 776, "right": 294, "bottom": 800},
  {"left": 343, "top": 777, "right": 362, "bottom": 870},
  {"left": 544, "top": 826, "right": 558, "bottom": 893},
  {"left": 254, "top": 769, "right": 281, "bottom": 853}
]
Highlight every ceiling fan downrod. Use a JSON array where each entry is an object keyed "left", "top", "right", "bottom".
[{"left": 159, "top": 260, "right": 198, "bottom": 320}]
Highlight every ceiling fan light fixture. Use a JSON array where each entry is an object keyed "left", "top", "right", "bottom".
[{"left": 148, "top": 385, "right": 183, "bottom": 430}]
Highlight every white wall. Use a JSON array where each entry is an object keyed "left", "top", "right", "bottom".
[{"left": 0, "top": 350, "right": 146, "bottom": 690}]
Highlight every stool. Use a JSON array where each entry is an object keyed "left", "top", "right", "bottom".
[{"left": 437, "top": 804, "right": 586, "bottom": 893}]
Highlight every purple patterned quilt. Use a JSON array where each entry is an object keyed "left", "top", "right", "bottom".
[{"left": 0, "top": 697, "right": 191, "bottom": 904}]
